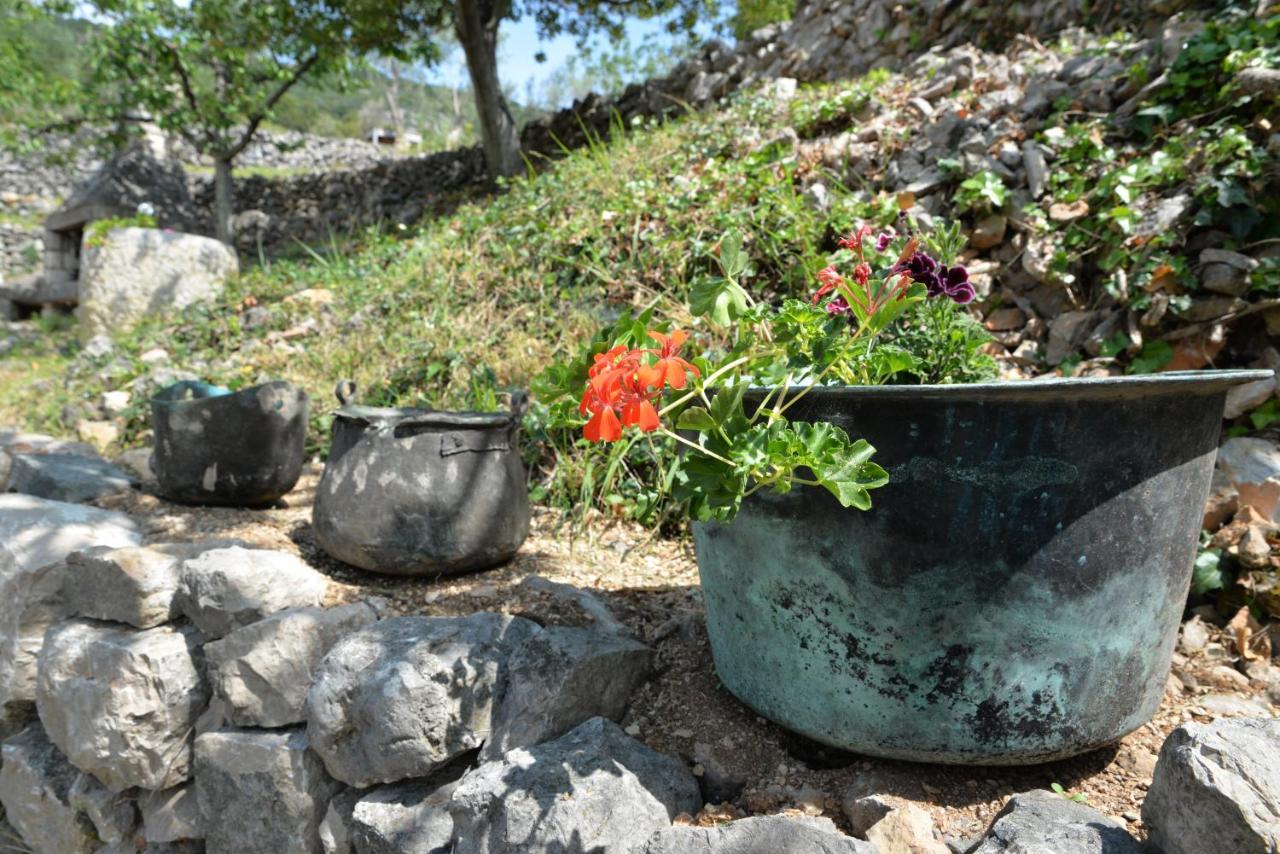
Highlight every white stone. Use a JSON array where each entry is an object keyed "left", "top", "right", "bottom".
[
  {"left": 36, "top": 619, "right": 208, "bottom": 791},
  {"left": 0, "top": 495, "right": 140, "bottom": 708},
  {"left": 140, "top": 783, "right": 203, "bottom": 843},
  {"left": 63, "top": 544, "right": 195, "bottom": 628},
  {"left": 177, "top": 547, "right": 329, "bottom": 639},
  {"left": 78, "top": 227, "right": 238, "bottom": 342},
  {"left": 0, "top": 724, "right": 100, "bottom": 854},
  {"left": 205, "top": 603, "right": 378, "bottom": 727},
  {"left": 194, "top": 727, "right": 341, "bottom": 854}
]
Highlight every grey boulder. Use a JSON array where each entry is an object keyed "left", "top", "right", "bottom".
[
  {"left": 319, "top": 787, "right": 361, "bottom": 854},
  {"left": 140, "top": 783, "right": 203, "bottom": 843},
  {"left": 194, "top": 727, "right": 341, "bottom": 854},
  {"left": 177, "top": 546, "right": 329, "bottom": 639},
  {"left": 482, "top": 624, "right": 651, "bottom": 759},
  {"left": 449, "top": 716, "right": 702, "bottom": 854},
  {"left": 1142, "top": 717, "right": 1280, "bottom": 854},
  {"left": 205, "top": 602, "right": 378, "bottom": 727},
  {"left": 4, "top": 452, "right": 134, "bottom": 503},
  {"left": 0, "top": 724, "right": 100, "bottom": 854},
  {"left": 642, "top": 815, "right": 875, "bottom": 853},
  {"left": 350, "top": 779, "right": 456, "bottom": 854},
  {"left": 0, "top": 495, "right": 140, "bottom": 707},
  {"left": 63, "top": 543, "right": 194, "bottom": 628},
  {"left": 967, "top": 789, "right": 1142, "bottom": 853},
  {"left": 36, "top": 618, "right": 208, "bottom": 791},
  {"left": 306, "top": 613, "right": 538, "bottom": 786}
]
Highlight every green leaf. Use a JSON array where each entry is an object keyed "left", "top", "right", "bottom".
[
  {"left": 719, "top": 229, "right": 748, "bottom": 278},
  {"left": 1190, "top": 549, "right": 1231, "bottom": 596},
  {"left": 676, "top": 407, "right": 716, "bottom": 432},
  {"left": 690, "top": 276, "right": 751, "bottom": 326}
]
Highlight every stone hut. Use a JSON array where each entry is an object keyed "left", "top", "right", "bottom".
[{"left": 24, "top": 146, "right": 198, "bottom": 308}]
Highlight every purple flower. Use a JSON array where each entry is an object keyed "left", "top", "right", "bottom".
[
  {"left": 875, "top": 230, "right": 894, "bottom": 252},
  {"left": 895, "top": 251, "right": 944, "bottom": 298},
  {"left": 894, "top": 250, "right": 977, "bottom": 305},
  {"left": 939, "top": 264, "right": 976, "bottom": 304}
]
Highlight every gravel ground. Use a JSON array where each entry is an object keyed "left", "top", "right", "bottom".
[{"left": 97, "top": 465, "right": 1280, "bottom": 845}]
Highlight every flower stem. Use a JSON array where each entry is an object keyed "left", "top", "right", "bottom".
[{"left": 658, "top": 428, "right": 736, "bottom": 467}]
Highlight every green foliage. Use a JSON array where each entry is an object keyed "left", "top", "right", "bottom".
[
  {"left": 83, "top": 0, "right": 429, "bottom": 159},
  {"left": 1191, "top": 546, "right": 1231, "bottom": 597},
  {"left": 1050, "top": 782, "right": 1088, "bottom": 804},
  {"left": 883, "top": 299, "right": 998, "bottom": 385},
  {"left": 790, "top": 71, "right": 891, "bottom": 138},
  {"left": 954, "top": 170, "right": 1009, "bottom": 213},
  {"left": 83, "top": 213, "right": 158, "bottom": 248},
  {"left": 0, "top": 0, "right": 85, "bottom": 152},
  {"left": 730, "top": 0, "right": 794, "bottom": 40}
]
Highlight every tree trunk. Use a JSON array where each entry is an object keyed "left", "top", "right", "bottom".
[
  {"left": 454, "top": 0, "right": 522, "bottom": 178},
  {"left": 214, "top": 157, "right": 234, "bottom": 245}
]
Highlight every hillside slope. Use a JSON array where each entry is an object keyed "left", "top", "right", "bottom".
[{"left": 1, "top": 5, "right": 1276, "bottom": 523}]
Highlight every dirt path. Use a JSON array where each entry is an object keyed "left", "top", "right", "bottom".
[{"left": 98, "top": 466, "right": 1280, "bottom": 845}]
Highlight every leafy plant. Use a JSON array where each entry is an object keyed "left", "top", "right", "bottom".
[
  {"left": 1191, "top": 545, "right": 1232, "bottom": 597},
  {"left": 954, "top": 170, "right": 1009, "bottom": 213},
  {"left": 83, "top": 212, "right": 158, "bottom": 248},
  {"left": 543, "top": 221, "right": 982, "bottom": 523},
  {"left": 1050, "top": 782, "right": 1088, "bottom": 804}
]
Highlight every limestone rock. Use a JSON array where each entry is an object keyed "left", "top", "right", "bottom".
[
  {"left": 867, "top": 804, "right": 949, "bottom": 854},
  {"left": 0, "top": 495, "right": 140, "bottom": 707},
  {"left": 644, "top": 815, "right": 873, "bottom": 853},
  {"left": 1216, "top": 437, "right": 1280, "bottom": 521},
  {"left": 319, "top": 787, "right": 361, "bottom": 854},
  {"left": 968, "top": 789, "right": 1141, "bottom": 853},
  {"left": 63, "top": 544, "right": 196, "bottom": 628},
  {"left": 78, "top": 227, "right": 238, "bottom": 342},
  {"left": 350, "top": 779, "right": 456, "bottom": 854},
  {"left": 177, "top": 546, "right": 328, "bottom": 639},
  {"left": 195, "top": 727, "right": 340, "bottom": 854},
  {"left": 3, "top": 452, "right": 134, "bottom": 502},
  {"left": 482, "top": 625, "right": 651, "bottom": 759},
  {"left": 140, "top": 784, "right": 203, "bottom": 843},
  {"left": 449, "top": 716, "right": 701, "bottom": 854},
  {"left": 1142, "top": 717, "right": 1280, "bottom": 854},
  {"left": 306, "top": 613, "right": 538, "bottom": 787},
  {"left": 68, "top": 770, "right": 137, "bottom": 846},
  {"left": 0, "top": 724, "right": 99, "bottom": 854},
  {"left": 36, "top": 619, "right": 208, "bottom": 791},
  {"left": 1022, "top": 141, "right": 1049, "bottom": 198},
  {"left": 205, "top": 602, "right": 378, "bottom": 727}
]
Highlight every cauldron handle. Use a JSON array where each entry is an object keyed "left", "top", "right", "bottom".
[
  {"left": 335, "top": 380, "right": 357, "bottom": 406},
  {"left": 508, "top": 389, "right": 528, "bottom": 434}
]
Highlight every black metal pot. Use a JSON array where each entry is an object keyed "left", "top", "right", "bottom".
[
  {"left": 312, "top": 381, "right": 531, "bottom": 576},
  {"left": 693, "top": 370, "right": 1271, "bottom": 764},
  {"left": 150, "top": 380, "right": 309, "bottom": 507}
]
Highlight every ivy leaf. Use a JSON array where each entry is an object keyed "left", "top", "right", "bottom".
[
  {"left": 719, "top": 229, "right": 749, "bottom": 279},
  {"left": 1190, "top": 549, "right": 1231, "bottom": 596},
  {"left": 676, "top": 407, "right": 716, "bottom": 432},
  {"left": 690, "top": 276, "right": 751, "bottom": 326}
]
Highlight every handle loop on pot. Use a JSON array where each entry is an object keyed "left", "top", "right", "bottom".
[
  {"left": 508, "top": 389, "right": 529, "bottom": 420},
  {"left": 335, "top": 380, "right": 357, "bottom": 406}
]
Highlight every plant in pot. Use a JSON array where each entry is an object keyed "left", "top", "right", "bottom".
[{"left": 542, "top": 219, "right": 1269, "bottom": 765}]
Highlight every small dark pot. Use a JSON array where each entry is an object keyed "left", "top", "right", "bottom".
[
  {"left": 150, "top": 380, "right": 309, "bottom": 507},
  {"left": 312, "top": 382, "right": 531, "bottom": 576},
  {"left": 693, "top": 370, "right": 1270, "bottom": 765}
]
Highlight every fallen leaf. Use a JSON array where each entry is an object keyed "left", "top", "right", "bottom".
[
  {"left": 1146, "top": 264, "right": 1178, "bottom": 293},
  {"left": 1227, "top": 605, "right": 1271, "bottom": 660},
  {"left": 897, "top": 191, "right": 916, "bottom": 211}
]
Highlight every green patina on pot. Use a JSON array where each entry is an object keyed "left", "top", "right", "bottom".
[{"left": 693, "top": 370, "right": 1270, "bottom": 765}]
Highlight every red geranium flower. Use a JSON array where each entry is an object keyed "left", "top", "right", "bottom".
[{"left": 639, "top": 330, "right": 698, "bottom": 390}]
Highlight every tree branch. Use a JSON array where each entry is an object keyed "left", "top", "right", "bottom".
[{"left": 225, "top": 51, "right": 321, "bottom": 160}]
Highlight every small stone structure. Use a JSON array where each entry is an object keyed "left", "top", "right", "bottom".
[{"left": 1, "top": 145, "right": 197, "bottom": 312}]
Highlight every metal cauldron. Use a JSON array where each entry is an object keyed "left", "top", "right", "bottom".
[
  {"left": 150, "top": 380, "right": 309, "bottom": 507},
  {"left": 312, "top": 381, "right": 531, "bottom": 576},
  {"left": 693, "top": 370, "right": 1272, "bottom": 764}
]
